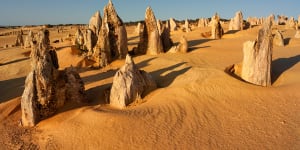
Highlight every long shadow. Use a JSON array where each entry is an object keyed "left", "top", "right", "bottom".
[
  {"left": 225, "top": 30, "right": 239, "bottom": 34},
  {"left": 272, "top": 55, "right": 300, "bottom": 83},
  {"left": 136, "top": 57, "right": 157, "bottom": 68},
  {"left": 189, "top": 46, "right": 211, "bottom": 52},
  {"left": 82, "top": 69, "right": 117, "bottom": 85},
  {"left": 150, "top": 62, "right": 191, "bottom": 87},
  {"left": 0, "top": 76, "right": 26, "bottom": 103},
  {"left": 85, "top": 83, "right": 112, "bottom": 105},
  {"left": 188, "top": 39, "right": 212, "bottom": 52},
  {"left": 188, "top": 39, "right": 212, "bottom": 47},
  {"left": 0, "top": 58, "right": 29, "bottom": 66}
]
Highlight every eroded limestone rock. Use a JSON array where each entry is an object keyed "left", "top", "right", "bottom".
[
  {"left": 295, "top": 30, "right": 300, "bottom": 38},
  {"left": 170, "top": 18, "right": 177, "bottom": 31},
  {"left": 74, "top": 28, "right": 85, "bottom": 49},
  {"left": 21, "top": 29, "right": 85, "bottom": 127},
  {"left": 168, "top": 35, "right": 188, "bottom": 53},
  {"left": 93, "top": 0, "right": 128, "bottom": 68},
  {"left": 198, "top": 18, "right": 209, "bottom": 28},
  {"left": 24, "top": 30, "right": 35, "bottom": 48},
  {"left": 273, "top": 30, "right": 284, "bottom": 46},
  {"left": 15, "top": 32, "right": 24, "bottom": 47},
  {"left": 160, "top": 25, "right": 173, "bottom": 52},
  {"left": 110, "top": 54, "right": 157, "bottom": 108},
  {"left": 89, "top": 11, "right": 102, "bottom": 35},
  {"left": 211, "top": 13, "right": 224, "bottom": 39},
  {"left": 184, "top": 19, "right": 191, "bottom": 32},
  {"left": 286, "top": 17, "right": 296, "bottom": 29},
  {"left": 135, "top": 22, "right": 142, "bottom": 34},
  {"left": 84, "top": 29, "right": 96, "bottom": 55},
  {"left": 229, "top": 11, "right": 243, "bottom": 31},
  {"left": 137, "top": 7, "right": 163, "bottom": 55},
  {"left": 241, "top": 18, "right": 273, "bottom": 86}
]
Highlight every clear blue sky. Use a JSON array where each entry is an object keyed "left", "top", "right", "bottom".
[{"left": 0, "top": 0, "right": 299, "bottom": 26}]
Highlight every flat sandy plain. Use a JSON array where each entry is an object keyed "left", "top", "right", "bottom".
[{"left": 0, "top": 23, "right": 300, "bottom": 149}]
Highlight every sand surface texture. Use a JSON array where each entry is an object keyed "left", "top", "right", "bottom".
[{"left": 0, "top": 24, "right": 300, "bottom": 149}]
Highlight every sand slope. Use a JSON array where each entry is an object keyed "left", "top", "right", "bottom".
[{"left": 0, "top": 25, "right": 300, "bottom": 149}]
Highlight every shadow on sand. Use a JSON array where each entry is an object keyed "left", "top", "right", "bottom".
[
  {"left": 272, "top": 55, "right": 300, "bottom": 83},
  {"left": 0, "top": 58, "right": 30, "bottom": 66},
  {"left": 188, "top": 39, "right": 212, "bottom": 52},
  {"left": 150, "top": 62, "right": 191, "bottom": 87},
  {"left": 225, "top": 30, "right": 240, "bottom": 34},
  {"left": 0, "top": 76, "right": 26, "bottom": 103}
]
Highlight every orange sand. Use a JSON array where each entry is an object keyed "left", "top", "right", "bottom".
[{"left": 0, "top": 24, "right": 300, "bottom": 149}]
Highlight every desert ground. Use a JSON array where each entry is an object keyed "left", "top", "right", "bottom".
[{"left": 0, "top": 22, "right": 300, "bottom": 149}]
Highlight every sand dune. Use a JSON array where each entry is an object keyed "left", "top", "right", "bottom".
[{"left": 0, "top": 24, "right": 300, "bottom": 149}]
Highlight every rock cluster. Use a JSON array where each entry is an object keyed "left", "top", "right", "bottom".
[
  {"left": 241, "top": 18, "right": 273, "bottom": 86},
  {"left": 93, "top": 0, "right": 128, "bottom": 68},
  {"left": 198, "top": 18, "right": 209, "bottom": 28},
  {"left": 21, "top": 30, "right": 85, "bottom": 127},
  {"left": 229, "top": 11, "right": 243, "bottom": 30},
  {"left": 211, "top": 13, "right": 224, "bottom": 39},
  {"left": 110, "top": 54, "right": 157, "bottom": 108},
  {"left": 286, "top": 17, "right": 296, "bottom": 29}
]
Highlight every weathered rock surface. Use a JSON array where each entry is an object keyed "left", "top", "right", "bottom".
[
  {"left": 137, "top": 7, "right": 163, "bottom": 55},
  {"left": 89, "top": 11, "right": 102, "bottom": 35},
  {"left": 160, "top": 25, "right": 173, "bottom": 52},
  {"left": 198, "top": 18, "right": 209, "bottom": 28},
  {"left": 93, "top": 0, "right": 128, "bottom": 68},
  {"left": 84, "top": 29, "right": 96, "bottom": 55},
  {"left": 135, "top": 22, "right": 142, "bottom": 34},
  {"left": 24, "top": 30, "right": 35, "bottom": 48},
  {"left": 286, "top": 17, "right": 296, "bottom": 29},
  {"left": 157, "top": 19, "right": 163, "bottom": 35},
  {"left": 184, "top": 19, "right": 191, "bottom": 32},
  {"left": 170, "top": 18, "right": 177, "bottom": 31},
  {"left": 21, "top": 29, "right": 85, "bottom": 127},
  {"left": 273, "top": 30, "right": 284, "bottom": 46},
  {"left": 211, "top": 13, "right": 224, "bottom": 39},
  {"left": 84, "top": 11, "right": 102, "bottom": 54},
  {"left": 229, "top": 11, "right": 243, "bottom": 30},
  {"left": 247, "top": 17, "right": 259, "bottom": 28},
  {"left": 110, "top": 54, "right": 157, "bottom": 108},
  {"left": 168, "top": 36, "right": 188, "bottom": 53},
  {"left": 74, "top": 28, "right": 85, "bottom": 49},
  {"left": 241, "top": 19, "right": 273, "bottom": 86},
  {"left": 15, "top": 32, "right": 24, "bottom": 47},
  {"left": 295, "top": 30, "right": 300, "bottom": 38}
]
